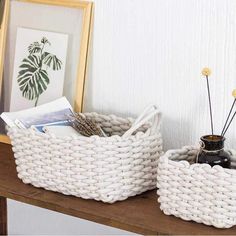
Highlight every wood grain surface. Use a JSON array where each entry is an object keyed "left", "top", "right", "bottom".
[
  {"left": 0, "top": 143, "right": 236, "bottom": 235},
  {"left": 0, "top": 196, "right": 7, "bottom": 235}
]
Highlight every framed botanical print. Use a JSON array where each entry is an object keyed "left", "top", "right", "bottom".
[{"left": 0, "top": 0, "right": 94, "bottom": 143}]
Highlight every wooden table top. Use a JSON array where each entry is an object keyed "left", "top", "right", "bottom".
[{"left": 0, "top": 143, "right": 236, "bottom": 235}]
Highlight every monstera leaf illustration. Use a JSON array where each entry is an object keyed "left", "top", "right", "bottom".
[
  {"left": 42, "top": 52, "right": 62, "bottom": 70},
  {"left": 17, "top": 55, "right": 50, "bottom": 106},
  {"left": 17, "top": 37, "right": 62, "bottom": 106},
  {"left": 28, "top": 42, "right": 42, "bottom": 54}
]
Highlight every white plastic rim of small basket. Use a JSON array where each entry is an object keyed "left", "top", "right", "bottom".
[{"left": 122, "top": 104, "right": 161, "bottom": 138}]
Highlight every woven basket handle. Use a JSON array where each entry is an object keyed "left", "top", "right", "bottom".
[{"left": 122, "top": 104, "right": 161, "bottom": 138}]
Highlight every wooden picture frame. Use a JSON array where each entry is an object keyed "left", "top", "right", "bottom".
[
  {"left": 0, "top": 0, "right": 9, "bottom": 100},
  {"left": 0, "top": 0, "right": 93, "bottom": 144}
]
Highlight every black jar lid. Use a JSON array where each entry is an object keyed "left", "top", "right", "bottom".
[{"left": 200, "top": 135, "right": 225, "bottom": 151}]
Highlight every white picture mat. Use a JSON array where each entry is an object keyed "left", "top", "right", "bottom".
[
  {"left": 10, "top": 27, "right": 68, "bottom": 111},
  {"left": 3, "top": 0, "right": 83, "bottom": 112}
]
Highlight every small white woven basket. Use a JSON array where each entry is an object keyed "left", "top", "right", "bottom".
[
  {"left": 8, "top": 105, "right": 163, "bottom": 203},
  {"left": 157, "top": 146, "right": 236, "bottom": 228}
]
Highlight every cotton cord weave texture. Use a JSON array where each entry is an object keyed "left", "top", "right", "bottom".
[
  {"left": 8, "top": 105, "right": 163, "bottom": 203},
  {"left": 157, "top": 146, "right": 236, "bottom": 228}
]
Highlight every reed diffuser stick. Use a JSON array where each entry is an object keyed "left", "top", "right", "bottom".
[
  {"left": 202, "top": 68, "right": 214, "bottom": 136},
  {"left": 222, "top": 110, "right": 236, "bottom": 136},
  {"left": 221, "top": 89, "right": 236, "bottom": 136}
]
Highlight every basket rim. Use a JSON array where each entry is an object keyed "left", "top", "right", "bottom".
[
  {"left": 7, "top": 111, "right": 161, "bottom": 141},
  {"left": 160, "top": 145, "right": 236, "bottom": 174}
]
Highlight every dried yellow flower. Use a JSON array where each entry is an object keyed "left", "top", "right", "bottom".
[
  {"left": 202, "top": 67, "right": 211, "bottom": 76},
  {"left": 232, "top": 89, "right": 236, "bottom": 98}
]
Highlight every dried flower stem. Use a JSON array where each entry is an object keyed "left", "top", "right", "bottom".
[
  {"left": 221, "top": 99, "right": 236, "bottom": 136},
  {"left": 205, "top": 75, "right": 214, "bottom": 136},
  {"left": 222, "top": 110, "right": 236, "bottom": 136},
  {"left": 69, "top": 113, "right": 104, "bottom": 137}
]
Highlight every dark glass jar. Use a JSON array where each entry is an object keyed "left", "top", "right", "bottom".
[{"left": 196, "top": 135, "right": 231, "bottom": 168}]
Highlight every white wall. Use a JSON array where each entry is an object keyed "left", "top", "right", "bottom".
[
  {"left": 85, "top": 0, "right": 236, "bottom": 150},
  {"left": 9, "top": 0, "right": 236, "bottom": 234}
]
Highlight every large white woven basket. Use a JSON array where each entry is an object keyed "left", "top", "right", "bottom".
[
  {"left": 8, "top": 105, "right": 163, "bottom": 203},
  {"left": 157, "top": 146, "right": 236, "bottom": 228}
]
